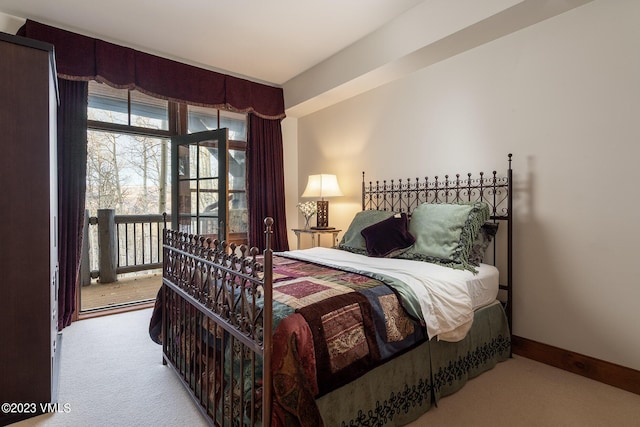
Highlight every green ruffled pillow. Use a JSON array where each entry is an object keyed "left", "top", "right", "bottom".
[
  {"left": 338, "top": 210, "right": 396, "bottom": 255},
  {"left": 398, "top": 202, "right": 490, "bottom": 272},
  {"left": 469, "top": 222, "right": 499, "bottom": 266}
]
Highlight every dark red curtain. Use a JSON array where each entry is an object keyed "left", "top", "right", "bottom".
[
  {"left": 17, "top": 20, "right": 285, "bottom": 119},
  {"left": 57, "top": 79, "right": 88, "bottom": 329},
  {"left": 248, "top": 114, "right": 289, "bottom": 251}
]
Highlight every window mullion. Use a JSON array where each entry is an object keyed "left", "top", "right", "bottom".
[
  {"left": 168, "top": 102, "right": 179, "bottom": 135},
  {"left": 87, "top": 120, "right": 172, "bottom": 138},
  {"left": 177, "top": 103, "right": 188, "bottom": 135}
]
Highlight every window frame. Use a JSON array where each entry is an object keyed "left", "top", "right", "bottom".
[{"left": 86, "top": 83, "right": 249, "bottom": 244}]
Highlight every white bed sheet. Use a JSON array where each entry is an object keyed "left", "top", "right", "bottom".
[{"left": 277, "top": 247, "right": 499, "bottom": 342}]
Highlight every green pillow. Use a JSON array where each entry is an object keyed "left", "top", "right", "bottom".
[
  {"left": 399, "top": 202, "right": 490, "bottom": 272},
  {"left": 338, "top": 210, "right": 396, "bottom": 255},
  {"left": 469, "top": 222, "right": 499, "bottom": 266}
]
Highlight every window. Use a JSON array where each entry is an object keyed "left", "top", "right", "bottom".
[
  {"left": 86, "top": 81, "right": 249, "bottom": 222},
  {"left": 87, "top": 82, "right": 172, "bottom": 215},
  {"left": 86, "top": 130, "right": 170, "bottom": 214},
  {"left": 88, "top": 82, "right": 170, "bottom": 131},
  {"left": 83, "top": 81, "right": 248, "bottom": 312},
  {"left": 188, "top": 105, "right": 247, "bottom": 140}
]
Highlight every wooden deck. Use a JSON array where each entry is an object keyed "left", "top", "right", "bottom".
[{"left": 80, "top": 271, "right": 162, "bottom": 311}]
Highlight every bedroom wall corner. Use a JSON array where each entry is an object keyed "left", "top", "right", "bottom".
[{"left": 0, "top": 11, "right": 25, "bottom": 34}]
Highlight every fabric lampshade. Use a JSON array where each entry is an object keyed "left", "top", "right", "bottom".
[{"left": 301, "top": 174, "right": 343, "bottom": 199}]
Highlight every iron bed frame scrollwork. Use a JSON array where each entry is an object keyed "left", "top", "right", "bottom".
[
  {"left": 362, "top": 153, "right": 513, "bottom": 331},
  {"left": 160, "top": 154, "right": 513, "bottom": 426}
]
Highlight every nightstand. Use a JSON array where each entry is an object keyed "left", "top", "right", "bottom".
[{"left": 292, "top": 228, "right": 342, "bottom": 250}]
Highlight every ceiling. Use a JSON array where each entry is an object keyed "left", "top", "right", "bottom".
[{"left": 0, "top": 0, "right": 424, "bottom": 86}]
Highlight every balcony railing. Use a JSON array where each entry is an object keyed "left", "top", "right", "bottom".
[{"left": 80, "top": 209, "right": 167, "bottom": 285}]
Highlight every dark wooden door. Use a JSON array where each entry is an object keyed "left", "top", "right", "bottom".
[{"left": 171, "top": 129, "right": 229, "bottom": 240}]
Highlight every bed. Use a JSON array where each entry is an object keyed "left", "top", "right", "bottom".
[{"left": 150, "top": 154, "right": 513, "bottom": 426}]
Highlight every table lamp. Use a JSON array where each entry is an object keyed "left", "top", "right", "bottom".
[{"left": 301, "top": 174, "right": 343, "bottom": 229}]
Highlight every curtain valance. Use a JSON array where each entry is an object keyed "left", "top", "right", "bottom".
[{"left": 18, "top": 20, "right": 285, "bottom": 119}]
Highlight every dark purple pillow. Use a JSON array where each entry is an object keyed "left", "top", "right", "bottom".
[{"left": 360, "top": 213, "right": 415, "bottom": 258}]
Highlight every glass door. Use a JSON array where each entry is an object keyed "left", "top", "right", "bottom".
[{"left": 171, "top": 129, "right": 229, "bottom": 240}]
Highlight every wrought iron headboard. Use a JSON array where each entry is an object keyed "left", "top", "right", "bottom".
[{"left": 361, "top": 154, "right": 513, "bottom": 333}]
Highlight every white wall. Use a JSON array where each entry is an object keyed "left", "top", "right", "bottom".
[
  {"left": 290, "top": 0, "right": 640, "bottom": 370},
  {"left": 281, "top": 117, "right": 299, "bottom": 248},
  {"left": 0, "top": 11, "right": 24, "bottom": 33}
]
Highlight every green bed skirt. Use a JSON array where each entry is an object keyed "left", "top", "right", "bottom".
[{"left": 315, "top": 301, "right": 511, "bottom": 426}]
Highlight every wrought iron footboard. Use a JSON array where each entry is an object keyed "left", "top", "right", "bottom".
[{"left": 161, "top": 219, "right": 273, "bottom": 426}]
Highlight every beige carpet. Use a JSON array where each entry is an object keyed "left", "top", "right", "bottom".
[
  {"left": 11, "top": 308, "right": 640, "bottom": 427},
  {"left": 408, "top": 353, "right": 640, "bottom": 426},
  {"left": 11, "top": 308, "right": 208, "bottom": 427}
]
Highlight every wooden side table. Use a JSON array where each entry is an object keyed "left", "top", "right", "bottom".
[{"left": 292, "top": 228, "right": 342, "bottom": 249}]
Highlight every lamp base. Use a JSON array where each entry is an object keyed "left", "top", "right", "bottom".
[
  {"left": 316, "top": 200, "right": 330, "bottom": 228},
  {"left": 311, "top": 226, "right": 335, "bottom": 230}
]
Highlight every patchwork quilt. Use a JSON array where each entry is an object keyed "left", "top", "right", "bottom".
[{"left": 269, "top": 254, "right": 425, "bottom": 426}]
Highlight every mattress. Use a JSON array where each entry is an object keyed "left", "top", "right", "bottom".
[
  {"left": 278, "top": 247, "right": 500, "bottom": 342},
  {"left": 401, "top": 258, "right": 499, "bottom": 310}
]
